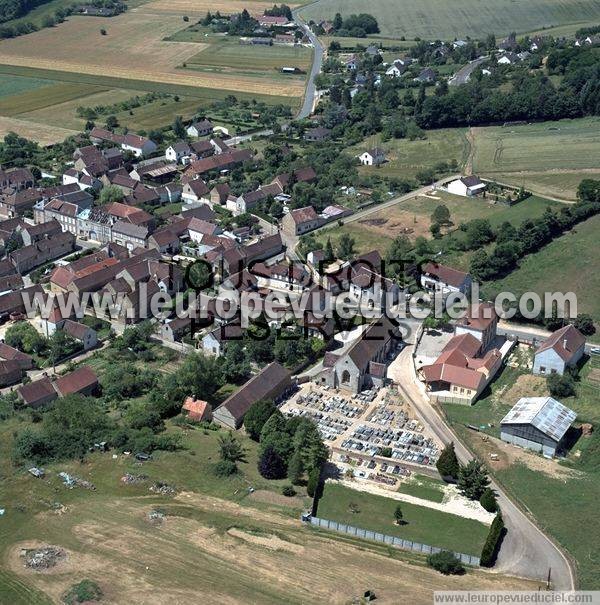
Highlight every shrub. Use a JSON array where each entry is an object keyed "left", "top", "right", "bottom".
[
  {"left": 479, "top": 487, "right": 498, "bottom": 513},
  {"left": 547, "top": 373, "right": 576, "bottom": 398},
  {"left": 426, "top": 551, "right": 465, "bottom": 575},
  {"left": 282, "top": 485, "right": 296, "bottom": 497},
  {"left": 62, "top": 579, "right": 103, "bottom": 604},
  {"left": 480, "top": 512, "right": 505, "bottom": 567},
  {"left": 213, "top": 459, "right": 237, "bottom": 477}
]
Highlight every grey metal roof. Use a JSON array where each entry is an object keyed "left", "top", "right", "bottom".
[{"left": 501, "top": 397, "right": 576, "bottom": 442}]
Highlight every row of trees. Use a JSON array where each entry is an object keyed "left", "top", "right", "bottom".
[{"left": 470, "top": 179, "right": 600, "bottom": 282}]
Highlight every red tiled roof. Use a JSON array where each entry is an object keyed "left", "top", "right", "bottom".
[
  {"left": 54, "top": 366, "right": 98, "bottom": 396},
  {"left": 422, "top": 262, "right": 469, "bottom": 288}
]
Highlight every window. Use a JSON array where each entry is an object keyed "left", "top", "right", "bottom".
[
  {"left": 341, "top": 370, "right": 351, "bottom": 384},
  {"left": 539, "top": 366, "right": 546, "bottom": 374}
]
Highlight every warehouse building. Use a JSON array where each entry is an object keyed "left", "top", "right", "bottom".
[{"left": 500, "top": 396, "right": 576, "bottom": 457}]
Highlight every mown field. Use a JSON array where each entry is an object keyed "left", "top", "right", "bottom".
[
  {"left": 169, "top": 24, "right": 312, "bottom": 93},
  {"left": 316, "top": 482, "right": 489, "bottom": 556},
  {"left": 300, "top": 0, "right": 600, "bottom": 40},
  {"left": 351, "top": 128, "right": 469, "bottom": 182},
  {"left": 470, "top": 118, "right": 600, "bottom": 200}
]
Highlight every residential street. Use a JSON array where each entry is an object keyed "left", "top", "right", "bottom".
[
  {"left": 293, "top": 7, "right": 325, "bottom": 119},
  {"left": 449, "top": 56, "right": 488, "bottom": 86},
  {"left": 387, "top": 344, "right": 576, "bottom": 590}
]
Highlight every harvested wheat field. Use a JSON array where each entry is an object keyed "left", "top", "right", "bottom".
[
  {"left": 0, "top": 115, "right": 78, "bottom": 145},
  {"left": 0, "top": 6, "right": 301, "bottom": 97},
  {"left": 147, "top": 0, "right": 301, "bottom": 16},
  {"left": 5, "top": 493, "right": 540, "bottom": 605}
]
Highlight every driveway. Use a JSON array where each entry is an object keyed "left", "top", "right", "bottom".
[{"left": 387, "top": 345, "right": 576, "bottom": 590}]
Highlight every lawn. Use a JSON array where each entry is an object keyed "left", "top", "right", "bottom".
[
  {"left": 316, "top": 482, "right": 489, "bottom": 556},
  {"left": 397, "top": 475, "right": 446, "bottom": 503},
  {"left": 481, "top": 213, "right": 600, "bottom": 331},
  {"left": 351, "top": 127, "right": 469, "bottom": 182},
  {"left": 470, "top": 118, "right": 600, "bottom": 200},
  {"left": 300, "top": 0, "right": 600, "bottom": 39}
]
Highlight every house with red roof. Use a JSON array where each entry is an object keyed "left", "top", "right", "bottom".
[
  {"left": 533, "top": 324, "right": 585, "bottom": 376},
  {"left": 419, "top": 333, "right": 503, "bottom": 403},
  {"left": 182, "top": 397, "right": 212, "bottom": 422}
]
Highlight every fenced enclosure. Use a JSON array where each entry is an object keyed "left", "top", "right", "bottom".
[{"left": 303, "top": 515, "right": 480, "bottom": 566}]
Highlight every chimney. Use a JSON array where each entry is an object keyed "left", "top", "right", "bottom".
[{"left": 563, "top": 338, "right": 568, "bottom": 351}]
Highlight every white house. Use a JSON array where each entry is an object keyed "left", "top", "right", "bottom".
[
  {"left": 385, "top": 61, "right": 407, "bottom": 78},
  {"left": 447, "top": 175, "right": 486, "bottom": 197},
  {"left": 497, "top": 52, "right": 519, "bottom": 65},
  {"left": 532, "top": 324, "right": 586, "bottom": 376},
  {"left": 421, "top": 262, "right": 472, "bottom": 295},
  {"left": 187, "top": 120, "right": 214, "bottom": 138},
  {"left": 358, "top": 148, "right": 386, "bottom": 166},
  {"left": 165, "top": 142, "right": 192, "bottom": 164},
  {"left": 120, "top": 134, "right": 157, "bottom": 158}
]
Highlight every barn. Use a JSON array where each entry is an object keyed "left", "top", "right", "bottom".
[{"left": 500, "top": 396, "right": 576, "bottom": 457}]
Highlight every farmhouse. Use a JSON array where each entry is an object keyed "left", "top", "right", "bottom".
[
  {"left": 500, "top": 396, "right": 576, "bottom": 457},
  {"left": 213, "top": 361, "right": 293, "bottom": 429},
  {"left": 358, "top": 148, "right": 386, "bottom": 166},
  {"left": 182, "top": 179, "right": 210, "bottom": 205},
  {"left": 447, "top": 175, "right": 486, "bottom": 197},
  {"left": 89, "top": 128, "right": 157, "bottom": 157},
  {"left": 187, "top": 120, "right": 214, "bottom": 138},
  {"left": 61, "top": 319, "right": 98, "bottom": 350},
  {"left": 304, "top": 127, "right": 331, "bottom": 142},
  {"left": 532, "top": 324, "right": 585, "bottom": 376},
  {"left": 17, "top": 377, "right": 58, "bottom": 408},
  {"left": 53, "top": 366, "right": 99, "bottom": 397},
  {"left": 421, "top": 262, "right": 472, "bottom": 295},
  {"left": 497, "top": 52, "right": 520, "bottom": 65},
  {"left": 282, "top": 206, "right": 321, "bottom": 235}
]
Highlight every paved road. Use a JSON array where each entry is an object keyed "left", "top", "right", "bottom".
[
  {"left": 498, "top": 321, "right": 598, "bottom": 353},
  {"left": 387, "top": 345, "right": 575, "bottom": 590},
  {"left": 293, "top": 8, "right": 324, "bottom": 119},
  {"left": 449, "top": 56, "right": 488, "bottom": 86},
  {"left": 224, "top": 129, "right": 274, "bottom": 146}
]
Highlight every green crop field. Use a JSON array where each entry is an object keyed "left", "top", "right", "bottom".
[
  {"left": 300, "top": 0, "right": 600, "bottom": 40},
  {"left": 482, "top": 213, "right": 600, "bottom": 328},
  {"left": 317, "top": 482, "right": 489, "bottom": 555},
  {"left": 470, "top": 118, "right": 600, "bottom": 200},
  {"left": 0, "top": 75, "right": 55, "bottom": 99}
]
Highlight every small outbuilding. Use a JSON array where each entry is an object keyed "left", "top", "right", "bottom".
[{"left": 500, "top": 396, "right": 576, "bottom": 457}]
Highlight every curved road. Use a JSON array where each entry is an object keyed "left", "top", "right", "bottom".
[
  {"left": 293, "top": 8, "right": 324, "bottom": 119},
  {"left": 388, "top": 345, "right": 576, "bottom": 590}
]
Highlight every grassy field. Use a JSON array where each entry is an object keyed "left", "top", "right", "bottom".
[
  {"left": 317, "top": 482, "right": 489, "bottom": 555},
  {"left": 300, "top": 0, "right": 600, "bottom": 40},
  {"left": 482, "top": 213, "right": 600, "bottom": 328},
  {"left": 470, "top": 118, "right": 600, "bottom": 200},
  {"left": 396, "top": 475, "right": 446, "bottom": 503},
  {"left": 351, "top": 127, "right": 469, "bottom": 182},
  {"left": 441, "top": 353, "right": 600, "bottom": 589}
]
